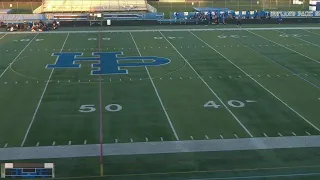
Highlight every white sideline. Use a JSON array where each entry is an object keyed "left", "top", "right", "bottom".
[
  {"left": 1, "top": 136, "right": 320, "bottom": 160},
  {"left": 20, "top": 33, "right": 70, "bottom": 147},
  {"left": 159, "top": 31, "right": 254, "bottom": 138},
  {"left": 0, "top": 34, "right": 39, "bottom": 79},
  {"left": 190, "top": 31, "right": 320, "bottom": 133},
  {"left": 189, "top": 172, "right": 320, "bottom": 180},
  {"left": 247, "top": 30, "right": 320, "bottom": 64},
  {"left": 274, "top": 29, "right": 320, "bottom": 48},
  {"left": 129, "top": 32, "right": 180, "bottom": 140},
  {"left": 0, "top": 27, "right": 319, "bottom": 34}
]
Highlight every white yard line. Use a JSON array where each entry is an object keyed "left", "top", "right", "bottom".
[
  {"left": 20, "top": 33, "right": 70, "bottom": 147},
  {"left": 275, "top": 30, "right": 320, "bottom": 48},
  {"left": 247, "top": 30, "right": 320, "bottom": 64},
  {"left": 0, "top": 34, "right": 39, "bottom": 79},
  {"left": 160, "top": 31, "right": 253, "bottom": 138},
  {"left": 190, "top": 31, "right": 320, "bottom": 133},
  {"left": 0, "top": 27, "right": 319, "bottom": 34},
  {"left": 0, "top": 33, "right": 7, "bottom": 39},
  {"left": 129, "top": 32, "right": 179, "bottom": 140}
]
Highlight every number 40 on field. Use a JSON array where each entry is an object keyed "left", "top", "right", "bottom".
[{"left": 204, "top": 100, "right": 257, "bottom": 108}]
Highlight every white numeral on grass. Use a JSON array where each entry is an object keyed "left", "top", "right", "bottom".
[
  {"left": 79, "top": 104, "right": 122, "bottom": 113},
  {"left": 230, "top": 35, "right": 240, "bottom": 38},
  {"left": 204, "top": 100, "right": 251, "bottom": 109},
  {"left": 105, "top": 104, "right": 122, "bottom": 112},
  {"left": 203, "top": 101, "right": 220, "bottom": 108},
  {"left": 88, "top": 38, "right": 111, "bottom": 40},
  {"left": 218, "top": 35, "right": 241, "bottom": 39},
  {"left": 79, "top": 104, "right": 96, "bottom": 113},
  {"left": 218, "top": 35, "right": 227, "bottom": 38},
  {"left": 20, "top": 39, "right": 30, "bottom": 41},
  {"left": 227, "top": 100, "right": 245, "bottom": 108},
  {"left": 154, "top": 37, "right": 163, "bottom": 39}
]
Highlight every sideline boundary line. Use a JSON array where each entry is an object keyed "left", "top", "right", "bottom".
[
  {"left": 1, "top": 135, "right": 320, "bottom": 160},
  {"left": 20, "top": 33, "right": 70, "bottom": 147},
  {"left": 129, "top": 32, "right": 180, "bottom": 140},
  {"left": 189, "top": 172, "right": 320, "bottom": 180},
  {"left": 159, "top": 31, "right": 254, "bottom": 138},
  {"left": 190, "top": 31, "right": 320, "bottom": 132},
  {"left": 49, "top": 165, "right": 320, "bottom": 179},
  {"left": 0, "top": 27, "right": 320, "bottom": 34}
]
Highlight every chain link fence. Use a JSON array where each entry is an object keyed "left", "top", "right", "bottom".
[{"left": 148, "top": 0, "right": 308, "bottom": 12}]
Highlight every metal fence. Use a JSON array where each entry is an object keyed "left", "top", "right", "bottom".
[
  {"left": 0, "top": 1, "right": 309, "bottom": 13},
  {"left": 148, "top": 0, "right": 308, "bottom": 11}
]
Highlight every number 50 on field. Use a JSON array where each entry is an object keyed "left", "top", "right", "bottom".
[{"left": 79, "top": 104, "right": 122, "bottom": 113}]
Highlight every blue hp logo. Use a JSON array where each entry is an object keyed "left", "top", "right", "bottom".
[{"left": 46, "top": 52, "right": 170, "bottom": 75}]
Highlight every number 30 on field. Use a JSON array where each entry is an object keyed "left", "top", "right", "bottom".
[{"left": 79, "top": 104, "right": 122, "bottom": 113}]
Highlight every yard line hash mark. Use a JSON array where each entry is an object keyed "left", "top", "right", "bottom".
[
  {"left": 21, "top": 33, "right": 70, "bottom": 147},
  {"left": 190, "top": 31, "right": 320, "bottom": 133},
  {"left": 162, "top": 31, "right": 253, "bottom": 137},
  {"left": 130, "top": 32, "right": 179, "bottom": 140}
]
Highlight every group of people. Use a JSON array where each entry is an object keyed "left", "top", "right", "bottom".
[
  {"left": 192, "top": 11, "right": 227, "bottom": 25},
  {"left": 4, "top": 20, "right": 59, "bottom": 32}
]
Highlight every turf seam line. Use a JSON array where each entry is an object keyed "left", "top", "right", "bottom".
[
  {"left": 1, "top": 27, "right": 320, "bottom": 34},
  {"left": 190, "top": 31, "right": 320, "bottom": 133},
  {"left": 247, "top": 30, "right": 320, "bottom": 64},
  {"left": 20, "top": 33, "right": 70, "bottom": 147},
  {"left": 0, "top": 33, "right": 39, "bottom": 80},
  {"left": 129, "top": 32, "right": 180, "bottom": 141},
  {"left": 160, "top": 31, "right": 254, "bottom": 138}
]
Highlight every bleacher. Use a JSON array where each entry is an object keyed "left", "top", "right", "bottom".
[{"left": 33, "top": 0, "right": 148, "bottom": 13}]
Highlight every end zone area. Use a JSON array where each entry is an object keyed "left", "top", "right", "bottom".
[{"left": 0, "top": 26, "right": 320, "bottom": 179}]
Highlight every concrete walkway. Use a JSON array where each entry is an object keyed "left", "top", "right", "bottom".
[{"left": 1, "top": 136, "right": 320, "bottom": 160}]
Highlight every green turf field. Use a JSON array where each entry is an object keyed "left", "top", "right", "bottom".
[{"left": 0, "top": 26, "right": 320, "bottom": 179}]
